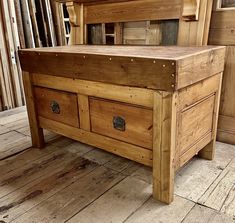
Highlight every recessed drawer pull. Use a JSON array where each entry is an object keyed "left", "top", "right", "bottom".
[
  {"left": 50, "top": 101, "right": 60, "bottom": 114},
  {"left": 113, "top": 116, "right": 126, "bottom": 131}
]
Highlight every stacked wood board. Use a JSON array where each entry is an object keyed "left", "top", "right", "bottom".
[
  {"left": 209, "top": 0, "right": 235, "bottom": 144},
  {"left": 0, "top": 0, "right": 65, "bottom": 111}
]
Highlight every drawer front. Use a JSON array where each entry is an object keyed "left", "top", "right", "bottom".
[
  {"left": 34, "top": 87, "right": 79, "bottom": 127},
  {"left": 90, "top": 98, "right": 153, "bottom": 149}
]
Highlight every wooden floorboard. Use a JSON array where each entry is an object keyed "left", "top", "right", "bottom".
[{"left": 0, "top": 107, "right": 235, "bottom": 223}]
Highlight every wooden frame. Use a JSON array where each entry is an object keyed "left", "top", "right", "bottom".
[{"left": 56, "top": 0, "right": 213, "bottom": 46}]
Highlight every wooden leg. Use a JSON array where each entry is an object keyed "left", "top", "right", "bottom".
[
  {"left": 198, "top": 141, "right": 214, "bottom": 160},
  {"left": 198, "top": 72, "right": 223, "bottom": 160},
  {"left": 23, "top": 72, "right": 44, "bottom": 148},
  {"left": 152, "top": 92, "right": 177, "bottom": 204}
]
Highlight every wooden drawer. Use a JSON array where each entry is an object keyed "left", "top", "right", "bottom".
[
  {"left": 34, "top": 87, "right": 79, "bottom": 127},
  {"left": 90, "top": 98, "right": 153, "bottom": 149}
]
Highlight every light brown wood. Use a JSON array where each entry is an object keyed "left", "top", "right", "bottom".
[
  {"left": 178, "top": 95, "right": 215, "bottom": 155},
  {"left": 90, "top": 98, "right": 153, "bottom": 149},
  {"left": 66, "top": 2, "right": 84, "bottom": 45},
  {"left": 22, "top": 72, "right": 44, "bottom": 148},
  {"left": 19, "top": 45, "right": 225, "bottom": 91},
  {"left": 31, "top": 73, "right": 154, "bottom": 108},
  {"left": 209, "top": 3, "right": 235, "bottom": 145},
  {"left": 209, "top": 10, "right": 235, "bottom": 45},
  {"left": 199, "top": 72, "right": 223, "bottom": 159},
  {"left": 177, "top": 74, "right": 221, "bottom": 111},
  {"left": 84, "top": 0, "right": 181, "bottom": 24},
  {"left": 34, "top": 87, "right": 79, "bottom": 128},
  {"left": 176, "top": 46, "right": 225, "bottom": 89},
  {"left": 182, "top": 0, "right": 201, "bottom": 21},
  {"left": 78, "top": 94, "right": 90, "bottom": 131},
  {"left": 152, "top": 92, "right": 177, "bottom": 204},
  {"left": 39, "top": 116, "right": 153, "bottom": 166},
  {"left": 19, "top": 46, "right": 225, "bottom": 204},
  {"left": 178, "top": 0, "right": 213, "bottom": 46}
]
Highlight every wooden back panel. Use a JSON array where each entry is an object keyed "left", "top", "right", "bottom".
[{"left": 56, "top": 0, "right": 213, "bottom": 46}]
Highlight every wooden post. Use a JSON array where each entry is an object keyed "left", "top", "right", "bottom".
[
  {"left": 198, "top": 72, "right": 223, "bottom": 160},
  {"left": 66, "top": 2, "right": 84, "bottom": 45},
  {"left": 152, "top": 91, "right": 177, "bottom": 204},
  {"left": 77, "top": 94, "right": 90, "bottom": 131},
  {"left": 23, "top": 72, "right": 45, "bottom": 148}
]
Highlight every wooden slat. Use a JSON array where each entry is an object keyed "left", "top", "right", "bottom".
[
  {"left": 22, "top": 72, "right": 44, "bottom": 148},
  {"left": 152, "top": 92, "right": 177, "bottom": 204},
  {"left": 209, "top": 10, "right": 235, "bottom": 45},
  {"left": 31, "top": 73, "right": 154, "bottom": 108},
  {"left": 198, "top": 72, "right": 223, "bottom": 160},
  {"left": 67, "top": 177, "right": 151, "bottom": 223},
  {"left": 84, "top": 0, "right": 182, "bottom": 24},
  {"left": 28, "top": 0, "right": 42, "bottom": 47},
  {"left": 178, "top": 0, "right": 213, "bottom": 46},
  {"left": 39, "top": 116, "right": 153, "bottom": 166},
  {"left": 20, "top": 0, "right": 35, "bottom": 48},
  {"left": 19, "top": 50, "right": 176, "bottom": 91},
  {"left": 178, "top": 73, "right": 221, "bottom": 111},
  {"left": 78, "top": 94, "right": 90, "bottom": 131},
  {"left": 178, "top": 95, "right": 215, "bottom": 155}
]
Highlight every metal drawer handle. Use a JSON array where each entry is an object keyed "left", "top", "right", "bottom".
[
  {"left": 113, "top": 116, "right": 126, "bottom": 131},
  {"left": 50, "top": 101, "right": 60, "bottom": 114}
]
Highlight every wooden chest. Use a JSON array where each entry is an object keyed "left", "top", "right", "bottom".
[{"left": 19, "top": 45, "right": 225, "bottom": 204}]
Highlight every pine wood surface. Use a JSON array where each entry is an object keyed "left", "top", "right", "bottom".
[
  {"left": 0, "top": 108, "right": 235, "bottom": 222},
  {"left": 19, "top": 45, "right": 225, "bottom": 91},
  {"left": 209, "top": 3, "right": 235, "bottom": 145}
]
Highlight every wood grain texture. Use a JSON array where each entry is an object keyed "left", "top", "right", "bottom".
[
  {"left": 84, "top": 0, "right": 181, "bottom": 24},
  {"left": 209, "top": 10, "right": 235, "bottom": 45},
  {"left": 199, "top": 72, "right": 223, "bottom": 160},
  {"left": 178, "top": 95, "right": 215, "bottom": 155},
  {"left": 39, "top": 116, "right": 153, "bottom": 166},
  {"left": 152, "top": 92, "right": 177, "bottom": 204},
  {"left": 19, "top": 45, "right": 225, "bottom": 91},
  {"left": 176, "top": 47, "right": 225, "bottom": 89},
  {"left": 22, "top": 72, "right": 44, "bottom": 148},
  {"left": 78, "top": 94, "right": 90, "bottom": 131},
  {"left": 34, "top": 87, "right": 79, "bottom": 128},
  {"left": 31, "top": 73, "right": 154, "bottom": 108},
  {"left": 90, "top": 98, "right": 153, "bottom": 149}
]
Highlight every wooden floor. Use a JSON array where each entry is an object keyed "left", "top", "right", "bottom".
[{"left": 0, "top": 107, "right": 235, "bottom": 223}]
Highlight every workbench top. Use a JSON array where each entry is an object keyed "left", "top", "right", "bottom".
[
  {"left": 20, "top": 45, "right": 224, "bottom": 60},
  {"left": 19, "top": 45, "right": 225, "bottom": 91}
]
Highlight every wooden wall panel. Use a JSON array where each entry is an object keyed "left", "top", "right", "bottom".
[
  {"left": 209, "top": 10, "right": 235, "bottom": 45},
  {"left": 217, "top": 46, "right": 235, "bottom": 144},
  {"left": 209, "top": 1, "right": 235, "bottom": 145},
  {"left": 84, "top": 0, "right": 181, "bottom": 24}
]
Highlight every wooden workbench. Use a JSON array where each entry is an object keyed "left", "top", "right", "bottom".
[{"left": 19, "top": 45, "right": 225, "bottom": 204}]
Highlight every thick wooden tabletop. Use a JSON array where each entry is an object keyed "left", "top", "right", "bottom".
[
  {"left": 20, "top": 45, "right": 224, "bottom": 60},
  {"left": 19, "top": 45, "right": 225, "bottom": 91}
]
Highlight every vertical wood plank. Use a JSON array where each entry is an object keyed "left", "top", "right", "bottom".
[
  {"left": 22, "top": 72, "right": 44, "bottom": 148},
  {"left": 199, "top": 72, "right": 223, "bottom": 160},
  {"left": 66, "top": 2, "right": 84, "bottom": 45},
  {"left": 115, "top": 22, "right": 123, "bottom": 44},
  {"left": 78, "top": 94, "right": 90, "bottom": 131},
  {"left": 152, "top": 91, "right": 177, "bottom": 204}
]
